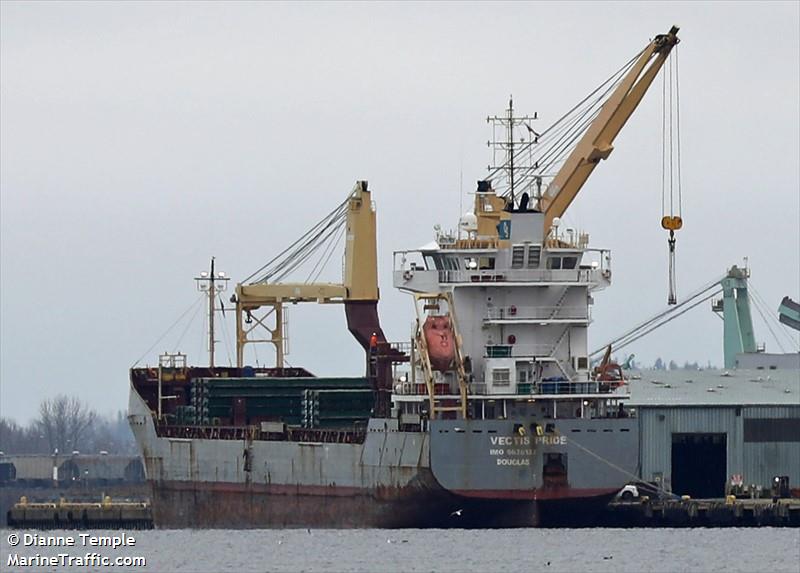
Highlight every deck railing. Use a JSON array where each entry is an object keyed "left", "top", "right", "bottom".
[
  {"left": 156, "top": 423, "right": 367, "bottom": 444},
  {"left": 485, "top": 305, "right": 589, "bottom": 321},
  {"left": 434, "top": 268, "right": 601, "bottom": 284}
]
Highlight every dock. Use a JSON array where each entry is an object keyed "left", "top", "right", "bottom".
[
  {"left": 606, "top": 497, "right": 800, "bottom": 527},
  {"left": 7, "top": 497, "right": 153, "bottom": 530}
]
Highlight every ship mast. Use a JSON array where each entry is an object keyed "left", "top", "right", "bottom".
[
  {"left": 487, "top": 97, "right": 538, "bottom": 205},
  {"left": 508, "top": 97, "right": 515, "bottom": 202},
  {"left": 195, "top": 257, "right": 229, "bottom": 369}
]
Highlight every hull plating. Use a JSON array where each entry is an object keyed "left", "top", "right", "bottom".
[
  {"left": 149, "top": 480, "right": 538, "bottom": 528},
  {"left": 130, "top": 385, "right": 637, "bottom": 528}
]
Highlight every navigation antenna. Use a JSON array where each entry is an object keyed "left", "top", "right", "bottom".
[
  {"left": 195, "top": 257, "right": 229, "bottom": 368},
  {"left": 487, "top": 96, "right": 539, "bottom": 206}
]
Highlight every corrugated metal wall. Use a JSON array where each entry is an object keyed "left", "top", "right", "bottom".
[
  {"left": 742, "top": 405, "right": 800, "bottom": 487},
  {"left": 638, "top": 405, "right": 800, "bottom": 492},
  {"left": 742, "top": 406, "right": 800, "bottom": 419}
]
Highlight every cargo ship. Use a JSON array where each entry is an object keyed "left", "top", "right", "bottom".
[{"left": 128, "top": 27, "right": 681, "bottom": 528}]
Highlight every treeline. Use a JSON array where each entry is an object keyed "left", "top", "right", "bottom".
[
  {"left": 0, "top": 394, "right": 136, "bottom": 455},
  {"left": 605, "top": 356, "right": 716, "bottom": 371},
  {"left": 650, "top": 358, "right": 715, "bottom": 371}
]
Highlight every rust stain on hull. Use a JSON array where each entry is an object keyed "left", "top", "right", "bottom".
[{"left": 150, "top": 479, "right": 539, "bottom": 528}]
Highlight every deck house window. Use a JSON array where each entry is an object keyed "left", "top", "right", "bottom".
[
  {"left": 492, "top": 368, "right": 511, "bottom": 386},
  {"left": 479, "top": 257, "right": 495, "bottom": 270},
  {"left": 527, "top": 245, "right": 541, "bottom": 268},
  {"left": 512, "top": 246, "right": 525, "bottom": 269}
]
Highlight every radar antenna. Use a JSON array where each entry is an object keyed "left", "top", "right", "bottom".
[{"left": 487, "top": 96, "right": 539, "bottom": 206}]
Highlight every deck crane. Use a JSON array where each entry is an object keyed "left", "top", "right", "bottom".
[
  {"left": 475, "top": 26, "right": 680, "bottom": 242},
  {"left": 232, "top": 181, "right": 385, "bottom": 370},
  {"left": 535, "top": 26, "right": 680, "bottom": 238},
  {"left": 233, "top": 181, "right": 380, "bottom": 368},
  {"left": 474, "top": 26, "right": 681, "bottom": 300}
]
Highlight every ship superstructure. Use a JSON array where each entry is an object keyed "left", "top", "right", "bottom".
[
  {"left": 128, "top": 26, "right": 681, "bottom": 528},
  {"left": 386, "top": 177, "right": 639, "bottom": 512}
]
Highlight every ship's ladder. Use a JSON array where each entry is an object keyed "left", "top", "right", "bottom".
[
  {"left": 547, "top": 286, "right": 571, "bottom": 320},
  {"left": 554, "top": 359, "right": 577, "bottom": 382},
  {"left": 549, "top": 325, "right": 570, "bottom": 357},
  {"left": 547, "top": 324, "right": 576, "bottom": 382},
  {"left": 413, "top": 292, "right": 469, "bottom": 420}
]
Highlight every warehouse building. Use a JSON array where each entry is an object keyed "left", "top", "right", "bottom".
[
  {"left": 628, "top": 369, "right": 800, "bottom": 498},
  {"left": 0, "top": 453, "right": 144, "bottom": 486}
]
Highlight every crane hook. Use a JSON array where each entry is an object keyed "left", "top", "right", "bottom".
[{"left": 667, "top": 230, "right": 677, "bottom": 305}]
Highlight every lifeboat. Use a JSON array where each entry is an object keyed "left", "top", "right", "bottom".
[{"left": 423, "top": 315, "right": 455, "bottom": 372}]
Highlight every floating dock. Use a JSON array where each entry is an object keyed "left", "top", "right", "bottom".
[
  {"left": 7, "top": 497, "right": 153, "bottom": 530},
  {"left": 606, "top": 497, "right": 800, "bottom": 527}
]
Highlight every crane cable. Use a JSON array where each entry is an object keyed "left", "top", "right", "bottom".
[
  {"left": 131, "top": 293, "right": 206, "bottom": 367},
  {"left": 661, "top": 47, "right": 683, "bottom": 305},
  {"left": 484, "top": 48, "right": 645, "bottom": 198},
  {"left": 242, "top": 195, "right": 350, "bottom": 284},
  {"left": 749, "top": 282, "right": 793, "bottom": 352},
  {"left": 602, "top": 288, "right": 720, "bottom": 356},
  {"left": 590, "top": 274, "right": 724, "bottom": 357}
]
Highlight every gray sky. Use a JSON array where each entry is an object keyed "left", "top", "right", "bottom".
[{"left": 2, "top": 1, "right": 798, "bottom": 424}]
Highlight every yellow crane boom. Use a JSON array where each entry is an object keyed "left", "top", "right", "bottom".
[{"left": 537, "top": 26, "right": 680, "bottom": 238}]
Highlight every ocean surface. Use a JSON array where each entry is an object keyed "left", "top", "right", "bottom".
[{"left": 2, "top": 528, "right": 799, "bottom": 573}]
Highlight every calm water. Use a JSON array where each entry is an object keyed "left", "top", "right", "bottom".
[{"left": 2, "top": 528, "right": 799, "bottom": 573}]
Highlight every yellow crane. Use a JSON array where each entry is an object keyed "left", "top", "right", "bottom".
[
  {"left": 536, "top": 26, "right": 681, "bottom": 238},
  {"left": 233, "top": 181, "right": 379, "bottom": 368}
]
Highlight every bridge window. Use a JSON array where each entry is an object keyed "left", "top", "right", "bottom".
[
  {"left": 562, "top": 256, "right": 578, "bottom": 270},
  {"left": 425, "top": 255, "right": 442, "bottom": 270},
  {"left": 443, "top": 256, "right": 459, "bottom": 270},
  {"left": 546, "top": 257, "right": 562, "bottom": 270}
]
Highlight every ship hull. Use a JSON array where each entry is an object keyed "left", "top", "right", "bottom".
[
  {"left": 129, "top": 384, "right": 637, "bottom": 528},
  {"left": 148, "top": 479, "right": 539, "bottom": 528},
  {"left": 146, "top": 479, "right": 622, "bottom": 528}
]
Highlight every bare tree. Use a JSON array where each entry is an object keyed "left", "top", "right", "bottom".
[
  {"left": 0, "top": 418, "right": 49, "bottom": 453},
  {"left": 89, "top": 411, "right": 137, "bottom": 455},
  {"left": 36, "top": 395, "right": 97, "bottom": 454}
]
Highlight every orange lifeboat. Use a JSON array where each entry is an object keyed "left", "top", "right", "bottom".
[{"left": 423, "top": 315, "right": 456, "bottom": 372}]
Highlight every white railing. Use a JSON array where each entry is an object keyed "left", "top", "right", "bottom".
[
  {"left": 468, "top": 383, "right": 488, "bottom": 395},
  {"left": 467, "top": 380, "right": 618, "bottom": 396},
  {"left": 434, "top": 268, "right": 601, "bottom": 284},
  {"left": 393, "top": 381, "right": 453, "bottom": 396},
  {"left": 392, "top": 248, "right": 613, "bottom": 290},
  {"left": 485, "top": 305, "right": 589, "bottom": 321}
]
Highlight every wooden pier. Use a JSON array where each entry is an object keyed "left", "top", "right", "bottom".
[
  {"left": 606, "top": 497, "right": 800, "bottom": 527},
  {"left": 7, "top": 496, "right": 153, "bottom": 530}
]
